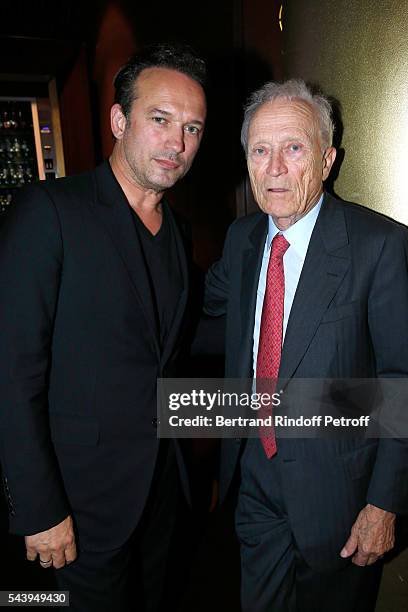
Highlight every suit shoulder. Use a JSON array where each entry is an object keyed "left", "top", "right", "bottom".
[
  {"left": 226, "top": 210, "right": 265, "bottom": 238},
  {"left": 1, "top": 168, "right": 97, "bottom": 238},
  {"left": 12, "top": 167, "right": 95, "bottom": 210},
  {"left": 32, "top": 167, "right": 95, "bottom": 204},
  {"left": 328, "top": 195, "right": 408, "bottom": 239}
]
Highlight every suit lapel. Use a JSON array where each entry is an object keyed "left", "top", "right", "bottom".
[
  {"left": 90, "top": 162, "right": 160, "bottom": 358},
  {"left": 160, "top": 205, "right": 189, "bottom": 366},
  {"left": 279, "top": 194, "right": 351, "bottom": 379},
  {"left": 239, "top": 214, "right": 268, "bottom": 377}
]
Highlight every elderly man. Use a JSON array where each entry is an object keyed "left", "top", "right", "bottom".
[
  {"left": 205, "top": 80, "right": 408, "bottom": 611},
  {"left": 0, "top": 44, "right": 206, "bottom": 611}
]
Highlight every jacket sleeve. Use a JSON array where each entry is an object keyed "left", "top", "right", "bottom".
[
  {"left": 366, "top": 223, "right": 408, "bottom": 514},
  {"left": 204, "top": 223, "right": 234, "bottom": 317},
  {"left": 0, "top": 184, "right": 70, "bottom": 534}
]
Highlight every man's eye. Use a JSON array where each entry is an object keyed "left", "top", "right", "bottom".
[
  {"left": 288, "top": 143, "right": 302, "bottom": 152},
  {"left": 152, "top": 117, "right": 167, "bottom": 124},
  {"left": 253, "top": 147, "right": 266, "bottom": 156},
  {"left": 185, "top": 125, "right": 199, "bottom": 135}
]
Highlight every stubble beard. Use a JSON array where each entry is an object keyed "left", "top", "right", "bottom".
[{"left": 129, "top": 152, "right": 187, "bottom": 193}]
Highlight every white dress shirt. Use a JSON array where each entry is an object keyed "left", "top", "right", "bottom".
[{"left": 253, "top": 194, "right": 323, "bottom": 376}]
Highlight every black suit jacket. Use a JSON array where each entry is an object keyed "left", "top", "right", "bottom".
[
  {"left": 205, "top": 193, "right": 408, "bottom": 570},
  {"left": 0, "top": 161, "right": 190, "bottom": 551}
]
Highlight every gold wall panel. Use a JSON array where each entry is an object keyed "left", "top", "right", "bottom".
[{"left": 283, "top": 0, "right": 408, "bottom": 224}]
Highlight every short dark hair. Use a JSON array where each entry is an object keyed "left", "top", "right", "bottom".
[{"left": 113, "top": 43, "right": 207, "bottom": 118}]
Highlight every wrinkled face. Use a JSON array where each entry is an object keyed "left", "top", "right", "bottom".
[
  {"left": 112, "top": 67, "right": 206, "bottom": 192},
  {"left": 247, "top": 98, "right": 336, "bottom": 229}
]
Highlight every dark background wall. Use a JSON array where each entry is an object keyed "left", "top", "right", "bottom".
[{"left": 0, "top": 0, "right": 284, "bottom": 268}]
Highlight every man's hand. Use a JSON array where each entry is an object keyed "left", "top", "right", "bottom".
[
  {"left": 25, "top": 515, "right": 77, "bottom": 569},
  {"left": 340, "top": 503, "right": 395, "bottom": 566}
]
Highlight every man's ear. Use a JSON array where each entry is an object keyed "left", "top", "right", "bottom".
[
  {"left": 322, "top": 146, "right": 337, "bottom": 181},
  {"left": 110, "top": 104, "right": 127, "bottom": 140}
]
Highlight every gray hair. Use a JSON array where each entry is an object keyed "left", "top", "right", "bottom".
[{"left": 241, "top": 79, "right": 334, "bottom": 155}]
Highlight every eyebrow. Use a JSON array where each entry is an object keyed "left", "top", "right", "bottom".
[
  {"left": 148, "top": 107, "right": 204, "bottom": 126},
  {"left": 250, "top": 135, "right": 307, "bottom": 145},
  {"left": 149, "top": 107, "right": 171, "bottom": 116}
]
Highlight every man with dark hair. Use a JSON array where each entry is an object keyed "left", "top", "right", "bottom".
[
  {"left": 205, "top": 79, "right": 408, "bottom": 611},
  {"left": 0, "top": 43, "right": 206, "bottom": 611},
  {"left": 113, "top": 43, "right": 207, "bottom": 119}
]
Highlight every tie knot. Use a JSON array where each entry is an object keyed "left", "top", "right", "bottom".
[{"left": 271, "top": 233, "right": 290, "bottom": 259}]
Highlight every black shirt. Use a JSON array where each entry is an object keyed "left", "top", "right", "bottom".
[{"left": 131, "top": 204, "right": 183, "bottom": 349}]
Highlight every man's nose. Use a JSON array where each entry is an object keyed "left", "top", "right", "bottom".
[
  {"left": 266, "top": 150, "right": 287, "bottom": 176},
  {"left": 165, "top": 126, "right": 185, "bottom": 153}
]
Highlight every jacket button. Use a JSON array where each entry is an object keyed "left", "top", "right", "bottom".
[{"left": 152, "top": 417, "right": 158, "bottom": 428}]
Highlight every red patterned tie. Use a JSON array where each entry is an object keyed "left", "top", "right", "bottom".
[{"left": 257, "top": 233, "right": 290, "bottom": 458}]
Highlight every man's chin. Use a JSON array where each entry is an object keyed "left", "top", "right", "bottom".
[
  {"left": 258, "top": 201, "right": 291, "bottom": 217},
  {"left": 150, "top": 169, "right": 185, "bottom": 191}
]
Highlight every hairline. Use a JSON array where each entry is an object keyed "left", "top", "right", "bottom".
[
  {"left": 113, "top": 43, "right": 207, "bottom": 121},
  {"left": 241, "top": 81, "right": 334, "bottom": 155},
  {"left": 248, "top": 96, "right": 325, "bottom": 150},
  {"left": 130, "top": 66, "right": 205, "bottom": 107}
]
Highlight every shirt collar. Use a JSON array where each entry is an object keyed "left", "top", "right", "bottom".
[{"left": 267, "top": 193, "right": 324, "bottom": 259}]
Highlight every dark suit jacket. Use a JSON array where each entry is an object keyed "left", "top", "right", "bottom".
[
  {"left": 0, "top": 161, "right": 191, "bottom": 551},
  {"left": 205, "top": 192, "right": 408, "bottom": 570}
]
